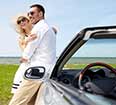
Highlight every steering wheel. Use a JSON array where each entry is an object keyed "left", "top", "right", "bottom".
[{"left": 78, "top": 62, "right": 116, "bottom": 90}]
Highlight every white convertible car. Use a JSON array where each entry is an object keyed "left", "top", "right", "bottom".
[{"left": 25, "top": 26, "right": 116, "bottom": 105}]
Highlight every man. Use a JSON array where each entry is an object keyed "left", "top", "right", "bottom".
[{"left": 9, "top": 4, "right": 56, "bottom": 105}]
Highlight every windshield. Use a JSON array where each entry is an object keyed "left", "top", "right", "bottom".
[{"left": 64, "top": 38, "right": 116, "bottom": 69}]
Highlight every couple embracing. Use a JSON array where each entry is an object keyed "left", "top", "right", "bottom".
[{"left": 9, "top": 4, "right": 56, "bottom": 105}]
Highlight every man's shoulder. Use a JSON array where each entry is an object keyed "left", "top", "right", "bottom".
[
  {"left": 31, "top": 20, "right": 50, "bottom": 36},
  {"left": 33, "top": 20, "right": 50, "bottom": 31}
]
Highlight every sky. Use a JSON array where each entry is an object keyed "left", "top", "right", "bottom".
[{"left": 0, "top": 0, "right": 116, "bottom": 57}]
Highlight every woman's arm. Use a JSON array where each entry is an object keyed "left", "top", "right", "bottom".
[
  {"left": 18, "top": 34, "right": 37, "bottom": 51},
  {"left": 18, "top": 38, "right": 26, "bottom": 51},
  {"left": 25, "top": 34, "right": 37, "bottom": 43}
]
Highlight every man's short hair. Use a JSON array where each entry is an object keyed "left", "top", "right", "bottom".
[{"left": 30, "top": 4, "right": 45, "bottom": 16}]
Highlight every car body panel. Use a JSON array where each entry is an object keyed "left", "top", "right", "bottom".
[{"left": 34, "top": 81, "right": 71, "bottom": 105}]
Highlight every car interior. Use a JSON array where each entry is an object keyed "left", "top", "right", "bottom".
[{"left": 57, "top": 63, "right": 116, "bottom": 98}]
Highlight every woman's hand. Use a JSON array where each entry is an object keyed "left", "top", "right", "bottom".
[
  {"left": 25, "top": 34, "right": 37, "bottom": 43},
  {"left": 20, "top": 57, "right": 28, "bottom": 63}
]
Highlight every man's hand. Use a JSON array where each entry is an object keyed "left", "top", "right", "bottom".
[{"left": 20, "top": 57, "right": 28, "bottom": 63}]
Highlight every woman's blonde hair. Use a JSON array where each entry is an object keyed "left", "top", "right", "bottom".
[{"left": 13, "top": 14, "right": 30, "bottom": 36}]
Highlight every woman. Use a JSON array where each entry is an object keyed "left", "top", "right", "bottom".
[
  {"left": 15, "top": 16, "right": 37, "bottom": 51},
  {"left": 11, "top": 15, "right": 37, "bottom": 93},
  {"left": 11, "top": 15, "right": 57, "bottom": 93}
]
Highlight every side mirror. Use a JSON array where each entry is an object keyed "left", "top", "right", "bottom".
[{"left": 24, "top": 66, "right": 45, "bottom": 79}]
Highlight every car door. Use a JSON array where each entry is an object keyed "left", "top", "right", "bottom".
[{"left": 34, "top": 80, "right": 71, "bottom": 105}]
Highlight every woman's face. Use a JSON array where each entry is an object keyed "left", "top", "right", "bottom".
[{"left": 17, "top": 17, "right": 31, "bottom": 29}]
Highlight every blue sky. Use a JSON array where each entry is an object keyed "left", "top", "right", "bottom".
[{"left": 0, "top": 0, "right": 116, "bottom": 57}]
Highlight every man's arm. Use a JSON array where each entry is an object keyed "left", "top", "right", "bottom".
[
  {"left": 21, "top": 24, "right": 50, "bottom": 63},
  {"left": 21, "top": 33, "right": 40, "bottom": 62}
]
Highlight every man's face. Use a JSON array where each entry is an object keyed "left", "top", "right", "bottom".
[{"left": 28, "top": 7, "right": 41, "bottom": 24}]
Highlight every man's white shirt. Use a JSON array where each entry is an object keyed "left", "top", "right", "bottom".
[{"left": 22, "top": 19, "right": 56, "bottom": 73}]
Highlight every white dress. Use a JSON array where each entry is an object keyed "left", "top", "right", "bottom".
[
  {"left": 11, "top": 37, "right": 28, "bottom": 93},
  {"left": 11, "top": 36, "right": 29, "bottom": 94},
  {"left": 11, "top": 63, "right": 29, "bottom": 93}
]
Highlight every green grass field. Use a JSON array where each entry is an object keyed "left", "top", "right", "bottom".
[{"left": 0, "top": 64, "right": 19, "bottom": 105}]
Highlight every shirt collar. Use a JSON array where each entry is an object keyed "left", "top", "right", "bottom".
[{"left": 35, "top": 19, "right": 45, "bottom": 26}]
